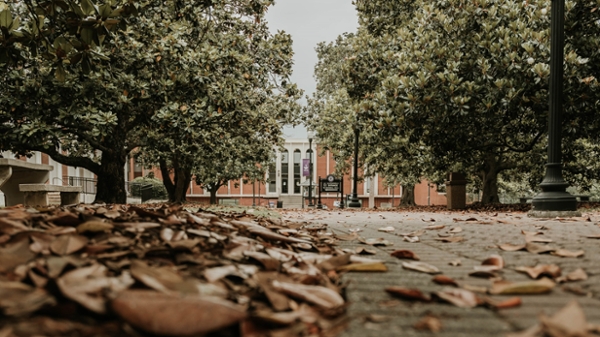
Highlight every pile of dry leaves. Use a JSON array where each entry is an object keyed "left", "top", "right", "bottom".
[{"left": 0, "top": 204, "right": 377, "bottom": 337}]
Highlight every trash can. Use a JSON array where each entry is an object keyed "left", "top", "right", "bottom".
[
  {"left": 277, "top": 201, "right": 283, "bottom": 208},
  {"left": 445, "top": 172, "right": 467, "bottom": 209}
]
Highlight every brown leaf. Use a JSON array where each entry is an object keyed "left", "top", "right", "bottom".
[
  {"left": 482, "top": 296, "right": 522, "bottom": 310},
  {"left": 403, "top": 235, "right": 420, "bottom": 243},
  {"left": 271, "top": 281, "right": 344, "bottom": 309},
  {"left": 112, "top": 290, "right": 247, "bottom": 336},
  {"left": 515, "top": 264, "right": 561, "bottom": 279},
  {"left": 130, "top": 260, "right": 184, "bottom": 293},
  {"left": 76, "top": 221, "right": 113, "bottom": 234},
  {"left": 57, "top": 264, "right": 134, "bottom": 314},
  {"left": 425, "top": 224, "right": 445, "bottom": 230},
  {"left": 255, "top": 272, "right": 291, "bottom": 311},
  {"left": 448, "top": 259, "right": 462, "bottom": 266},
  {"left": 337, "top": 262, "right": 387, "bottom": 272},
  {"left": 244, "top": 251, "right": 281, "bottom": 271},
  {"left": 359, "top": 237, "right": 393, "bottom": 246},
  {"left": 498, "top": 243, "right": 526, "bottom": 252},
  {"left": 539, "top": 300, "right": 588, "bottom": 337},
  {"left": 390, "top": 249, "right": 420, "bottom": 260},
  {"left": 402, "top": 261, "right": 441, "bottom": 274},
  {"left": 413, "top": 315, "right": 442, "bottom": 332},
  {"left": 433, "top": 288, "right": 481, "bottom": 308},
  {"left": 490, "top": 278, "right": 555, "bottom": 295},
  {"left": 556, "top": 268, "right": 588, "bottom": 283},
  {"left": 481, "top": 254, "right": 505, "bottom": 269},
  {"left": 432, "top": 275, "right": 458, "bottom": 287},
  {"left": 248, "top": 228, "right": 312, "bottom": 244},
  {"left": 434, "top": 236, "right": 464, "bottom": 243},
  {"left": 354, "top": 247, "right": 377, "bottom": 255},
  {"left": 49, "top": 234, "right": 88, "bottom": 256},
  {"left": 449, "top": 227, "right": 463, "bottom": 233},
  {"left": 551, "top": 249, "right": 584, "bottom": 258},
  {"left": 0, "top": 238, "right": 36, "bottom": 272},
  {"left": 525, "top": 242, "right": 556, "bottom": 254},
  {"left": 0, "top": 281, "right": 56, "bottom": 316},
  {"left": 384, "top": 287, "right": 431, "bottom": 302}
]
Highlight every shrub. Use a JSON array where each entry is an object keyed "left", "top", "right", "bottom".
[{"left": 129, "top": 176, "right": 168, "bottom": 200}]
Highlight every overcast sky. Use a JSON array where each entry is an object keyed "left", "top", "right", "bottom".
[{"left": 265, "top": 0, "right": 358, "bottom": 138}]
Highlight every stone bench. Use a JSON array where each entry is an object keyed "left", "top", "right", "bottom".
[
  {"left": 19, "top": 184, "right": 82, "bottom": 206},
  {"left": 218, "top": 199, "right": 239, "bottom": 206}
]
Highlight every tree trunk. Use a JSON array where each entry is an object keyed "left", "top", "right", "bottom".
[
  {"left": 209, "top": 184, "right": 220, "bottom": 204},
  {"left": 94, "top": 152, "right": 127, "bottom": 204},
  {"left": 481, "top": 156, "right": 500, "bottom": 204},
  {"left": 159, "top": 159, "right": 175, "bottom": 200},
  {"left": 400, "top": 184, "right": 415, "bottom": 206},
  {"left": 160, "top": 158, "right": 191, "bottom": 203}
]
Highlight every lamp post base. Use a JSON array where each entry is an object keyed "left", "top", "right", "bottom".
[
  {"left": 529, "top": 191, "right": 580, "bottom": 218},
  {"left": 348, "top": 198, "right": 361, "bottom": 208}
]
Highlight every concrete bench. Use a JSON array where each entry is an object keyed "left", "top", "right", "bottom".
[
  {"left": 0, "top": 159, "right": 53, "bottom": 206},
  {"left": 19, "top": 184, "right": 82, "bottom": 206},
  {"left": 218, "top": 199, "right": 239, "bottom": 206}
]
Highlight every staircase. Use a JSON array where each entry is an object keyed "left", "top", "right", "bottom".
[
  {"left": 47, "top": 192, "right": 61, "bottom": 205},
  {"left": 277, "top": 195, "right": 303, "bottom": 209}
]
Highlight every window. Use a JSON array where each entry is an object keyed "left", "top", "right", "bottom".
[
  {"left": 293, "top": 149, "right": 301, "bottom": 194},
  {"left": 281, "top": 150, "right": 289, "bottom": 194},
  {"left": 268, "top": 160, "right": 276, "bottom": 193}
]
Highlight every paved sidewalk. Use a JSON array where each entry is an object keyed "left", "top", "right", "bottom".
[{"left": 281, "top": 209, "right": 600, "bottom": 337}]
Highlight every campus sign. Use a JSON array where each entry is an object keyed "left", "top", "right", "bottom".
[{"left": 320, "top": 174, "right": 341, "bottom": 193}]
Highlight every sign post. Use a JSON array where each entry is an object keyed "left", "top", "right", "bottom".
[{"left": 320, "top": 174, "right": 343, "bottom": 208}]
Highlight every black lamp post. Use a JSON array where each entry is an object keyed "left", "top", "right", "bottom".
[
  {"left": 348, "top": 126, "right": 361, "bottom": 208},
  {"left": 307, "top": 131, "right": 315, "bottom": 207},
  {"left": 531, "top": 0, "right": 577, "bottom": 212}
]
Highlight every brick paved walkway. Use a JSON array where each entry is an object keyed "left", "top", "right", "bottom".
[{"left": 282, "top": 209, "right": 600, "bottom": 337}]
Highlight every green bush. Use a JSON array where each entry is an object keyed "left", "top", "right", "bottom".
[{"left": 129, "top": 176, "right": 168, "bottom": 200}]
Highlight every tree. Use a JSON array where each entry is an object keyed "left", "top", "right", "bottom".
[{"left": 0, "top": 0, "right": 301, "bottom": 203}]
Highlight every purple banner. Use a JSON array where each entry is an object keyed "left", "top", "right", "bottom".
[{"left": 302, "top": 159, "right": 310, "bottom": 177}]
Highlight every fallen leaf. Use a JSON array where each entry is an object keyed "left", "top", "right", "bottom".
[
  {"left": 525, "top": 242, "right": 556, "bottom": 254},
  {"left": 360, "top": 238, "right": 393, "bottom": 246},
  {"left": 390, "top": 250, "right": 420, "bottom": 260},
  {"left": 498, "top": 243, "right": 526, "bottom": 252},
  {"left": 425, "top": 225, "right": 445, "bottom": 230},
  {"left": 384, "top": 287, "right": 431, "bottom": 302},
  {"left": 49, "top": 234, "right": 88, "bottom": 255},
  {"left": 432, "top": 275, "right": 458, "bottom": 287},
  {"left": 556, "top": 268, "right": 588, "bottom": 283},
  {"left": 434, "top": 236, "right": 464, "bottom": 243},
  {"left": 337, "top": 262, "right": 387, "bottom": 272},
  {"left": 449, "top": 259, "right": 462, "bottom": 266},
  {"left": 403, "top": 236, "right": 420, "bottom": 243},
  {"left": 482, "top": 296, "right": 522, "bottom": 310},
  {"left": 515, "top": 264, "right": 561, "bottom": 279},
  {"left": 482, "top": 254, "right": 505, "bottom": 269},
  {"left": 490, "top": 278, "right": 555, "bottom": 295},
  {"left": 413, "top": 315, "right": 442, "bottom": 332},
  {"left": 551, "top": 249, "right": 584, "bottom": 258},
  {"left": 539, "top": 300, "right": 588, "bottom": 337},
  {"left": 112, "top": 290, "right": 247, "bottom": 336},
  {"left": 76, "top": 221, "right": 113, "bottom": 234},
  {"left": 377, "top": 226, "right": 395, "bottom": 232},
  {"left": 271, "top": 281, "right": 344, "bottom": 309},
  {"left": 402, "top": 261, "right": 441, "bottom": 274},
  {"left": 354, "top": 247, "right": 377, "bottom": 255},
  {"left": 0, "top": 238, "right": 36, "bottom": 272},
  {"left": 449, "top": 227, "right": 463, "bottom": 233},
  {"left": 433, "top": 288, "right": 481, "bottom": 308}
]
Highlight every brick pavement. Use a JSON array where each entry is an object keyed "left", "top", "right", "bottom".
[{"left": 281, "top": 209, "right": 600, "bottom": 337}]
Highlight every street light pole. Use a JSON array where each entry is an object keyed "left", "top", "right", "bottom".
[
  {"left": 308, "top": 135, "right": 314, "bottom": 207},
  {"left": 531, "top": 0, "right": 578, "bottom": 214},
  {"left": 348, "top": 127, "right": 361, "bottom": 208}
]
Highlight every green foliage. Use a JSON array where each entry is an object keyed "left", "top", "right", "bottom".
[
  {"left": 130, "top": 176, "right": 168, "bottom": 200},
  {"left": 310, "top": 0, "right": 600, "bottom": 204}
]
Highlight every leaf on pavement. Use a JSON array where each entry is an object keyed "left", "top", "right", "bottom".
[
  {"left": 482, "top": 296, "right": 522, "bottom": 310},
  {"left": 525, "top": 242, "right": 556, "bottom": 254},
  {"left": 425, "top": 224, "right": 445, "bottom": 230},
  {"left": 0, "top": 237, "right": 36, "bottom": 272},
  {"left": 402, "top": 261, "right": 441, "bottom": 274},
  {"left": 384, "top": 287, "right": 431, "bottom": 302},
  {"left": 403, "top": 235, "right": 420, "bottom": 243},
  {"left": 377, "top": 226, "right": 395, "bottom": 232},
  {"left": 551, "top": 249, "right": 584, "bottom": 258},
  {"left": 337, "top": 262, "right": 387, "bottom": 272},
  {"left": 390, "top": 249, "right": 420, "bottom": 260},
  {"left": 359, "top": 237, "right": 393, "bottom": 246},
  {"left": 50, "top": 234, "right": 88, "bottom": 256},
  {"left": 0, "top": 281, "right": 57, "bottom": 316},
  {"left": 434, "top": 236, "right": 464, "bottom": 243},
  {"left": 490, "top": 278, "right": 555, "bottom": 295},
  {"left": 498, "top": 243, "right": 526, "bottom": 252},
  {"left": 539, "top": 300, "right": 588, "bottom": 337},
  {"left": 481, "top": 254, "right": 505, "bottom": 270},
  {"left": 354, "top": 247, "right": 377, "bottom": 255},
  {"left": 130, "top": 260, "right": 184, "bottom": 293},
  {"left": 449, "top": 227, "right": 463, "bottom": 233},
  {"left": 556, "top": 268, "right": 588, "bottom": 283},
  {"left": 515, "top": 264, "right": 561, "bottom": 280},
  {"left": 432, "top": 275, "right": 458, "bottom": 287},
  {"left": 271, "top": 281, "right": 344, "bottom": 309},
  {"left": 433, "top": 288, "right": 481, "bottom": 308},
  {"left": 111, "top": 290, "right": 247, "bottom": 336}
]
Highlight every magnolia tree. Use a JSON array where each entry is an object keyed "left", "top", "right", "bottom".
[
  {"left": 0, "top": 0, "right": 301, "bottom": 203},
  {"left": 310, "top": 0, "right": 600, "bottom": 204}
]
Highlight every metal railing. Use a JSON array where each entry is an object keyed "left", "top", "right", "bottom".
[
  {"left": 125, "top": 182, "right": 155, "bottom": 203},
  {"left": 64, "top": 176, "right": 97, "bottom": 195}
]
